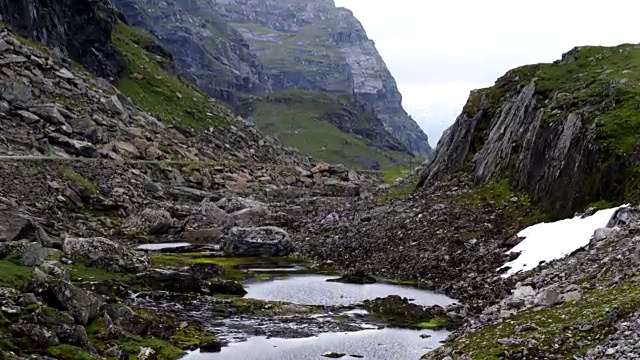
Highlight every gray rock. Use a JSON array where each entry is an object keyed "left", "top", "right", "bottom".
[
  {"left": 560, "top": 290, "right": 583, "bottom": 303},
  {"left": 0, "top": 100, "right": 9, "bottom": 113},
  {"left": 22, "top": 242, "right": 46, "bottom": 266},
  {"left": 0, "top": 208, "right": 37, "bottom": 242},
  {"left": 18, "top": 293, "right": 38, "bottom": 306},
  {"left": 49, "top": 279, "right": 103, "bottom": 325},
  {"left": 62, "top": 236, "right": 149, "bottom": 272},
  {"left": 231, "top": 205, "right": 270, "bottom": 227},
  {"left": 107, "top": 95, "right": 125, "bottom": 114},
  {"left": 122, "top": 208, "right": 176, "bottom": 235},
  {"left": 29, "top": 104, "right": 68, "bottom": 125},
  {"left": 47, "top": 133, "right": 100, "bottom": 158},
  {"left": 187, "top": 199, "right": 235, "bottom": 230},
  {"left": 224, "top": 226, "right": 292, "bottom": 257},
  {"left": 534, "top": 288, "right": 561, "bottom": 307}
]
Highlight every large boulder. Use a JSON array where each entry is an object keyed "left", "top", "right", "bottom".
[
  {"left": 49, "top": 279, "right": 103, "bottom": 325},
  {"left": 224, "top": 227, "right": 292, "bottom": 257},
  {"left": 62, "top": 236, "right": 149, "bottom": 272},
  {"left": 0, "top": 208, "right": 36, "bottom": 242},
  {"left": 184, "top": 200, "right": 234, "bottom": 231},
  {"left": 122, "top": 208, "right": 177, "bottom": 235},
  {"left": 22, "top": 242, "right": 46, "bottom": 266}
]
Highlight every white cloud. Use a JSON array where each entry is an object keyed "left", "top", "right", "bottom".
[{"left": 334, "top": 0, "right": 640, "bottom": 144}]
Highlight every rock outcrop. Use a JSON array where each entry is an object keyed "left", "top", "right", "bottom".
[
  {"left": 0, "top": 0, "right": 125, "bottom": 80},
  {"left": 112, "top": 0, "right": 271, "bottom": 104},
  {"left": 420, "top": 44, "right": 640, "bottom": 217}
]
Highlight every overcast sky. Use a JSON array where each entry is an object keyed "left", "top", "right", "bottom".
[{"left": 334, "top": 0, "right": 640, "bottom": 147}]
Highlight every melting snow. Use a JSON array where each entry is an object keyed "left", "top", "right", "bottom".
[{"left": 500, "top": 204, "right": 628, "bottom": 277}]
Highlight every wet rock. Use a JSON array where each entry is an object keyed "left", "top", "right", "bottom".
[
  {"left": 208, "top": 279, "right": 247, "bottom": 296},
  {"left": 199, "top": 339, "right": 222, "bottom": 353},
  {"left": 188, "top": 263, "right": 225, "bottom": 279},
  {"left": 326, "top": 271, "right": 376, "bottom": 284},
  {"left": 322, "top": 352, "right": 346, "bottom": 358},
  {"left": 134, "top": 269, "right": 204, "bottom": 294},
  {"left": 122, "top": 207, "right": 176, "bottom": 235},
  {"left": 224, "top": 226, "right": 292, "bottom": 257},
  {"left": 22, "top": 242, "right": 46, "bottom": 266},
  {"left": 48, "top": 279, "right": 103, "bottom": 325},
  {"left": 362, "top": 295, "right": 437, "bottom": 328}
]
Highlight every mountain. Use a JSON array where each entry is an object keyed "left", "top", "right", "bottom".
[
  {"left": 216, "top": 0, "right": 432, "bottom": 157},
  {"left": 111, "top": 0, "right": 431, "bottom": 168},
  {"left": 419, "top": 44, "right": 640, "bottom": 218}
]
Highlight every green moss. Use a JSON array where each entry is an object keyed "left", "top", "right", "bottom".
[
  {"left": 86, "top": 314, "right": 211, "bottom": 359},
  {"left": 417, "top": 316, "right": 451, "bottom": 330},
  {"left": 382, "top": 167, "right": 411, "bottom": 184},
  {"left": 45, "top": 344, "right": 97, "bottom": 360},
  {"left": 152, "top": 254, "right": 309, "bottom": 281},
  {"left": 374, "top": 176, "right": 417, "bottom": 205},
  {"left": 0, "top": 255, "right": 32, "bottom": 288},
  {"left": 444, "top": 277, "right": 640, "bottom": 358},
  {"left": 69, "top": 264, "right": 133, "bottom": 282},
  {"left": 587, "top": 199, "right": 617, "bottom": 210},
  {"left": 112, "top": 22, "right": 229, "bottom": 129},
  {"left": 62, "top": 167, "right": 97, "bottom": 194}
]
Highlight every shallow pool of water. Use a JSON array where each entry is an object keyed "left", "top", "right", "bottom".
[
  {"left": 135, "top": 242, "right": 192, "bottom": 251},
  {"left": 244, "top": 274, "right": 456, "bottom": 307},
  {"left": 182, "top": 328, "right": 448, "bottom": 360}
]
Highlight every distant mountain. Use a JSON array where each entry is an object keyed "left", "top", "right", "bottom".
[{"left": 112, "top": 0, "right": 432, "bottom": 168}]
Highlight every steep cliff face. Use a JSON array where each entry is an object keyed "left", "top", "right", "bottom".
[
  {"left": 112, "top": 0, "right": 271, "bottom": 104},
  {"left": 0, "top": 0, "right": 125, "bottom": 80},
  {"left": 419, "top": 44, "right": 640, "bottom": 217},
  {"left": 213, "top": 0, "right": 432, "bottom": 157}
]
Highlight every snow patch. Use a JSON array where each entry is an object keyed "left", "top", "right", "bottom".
[{"left": 500, "top": 205, "right": 628, "bottom": 277}]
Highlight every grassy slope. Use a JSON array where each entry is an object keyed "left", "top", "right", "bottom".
[
  {"left": 439, "top": 277, "right": 640, "bottom": 359},
  {"left": 249, "top": 90, "right": 412, "bottom": 169},
  {"left": 111, "top": 22, "right": 230, "bottom": 128},
  {"left": 463, "top": 43, "right": 640, "bottom": 206}
]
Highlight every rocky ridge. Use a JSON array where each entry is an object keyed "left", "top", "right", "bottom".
[
  {"left": 419, "top": 44, "right": 640, "bottom": 218},
  {"left": 112, "top": 0, "right": 271, "bottom": 104},
  {"left": 216, "top": 0, "right": 432, "bottom": 157},
  {"left": 111, "top": 0, "right": 431, "bottom": 166}
]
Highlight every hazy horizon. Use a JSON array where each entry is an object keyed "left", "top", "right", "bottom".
[{"left": 334, "top": 0, "right": 640, "bottom": 147}]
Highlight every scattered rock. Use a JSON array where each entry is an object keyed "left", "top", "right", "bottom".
[{"left": 49, "top": 279, "right": 103, "bottom": 325}]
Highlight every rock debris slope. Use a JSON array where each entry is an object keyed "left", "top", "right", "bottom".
[{"left": 0, "top": 6, "right": 384, "bottom": 358}]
